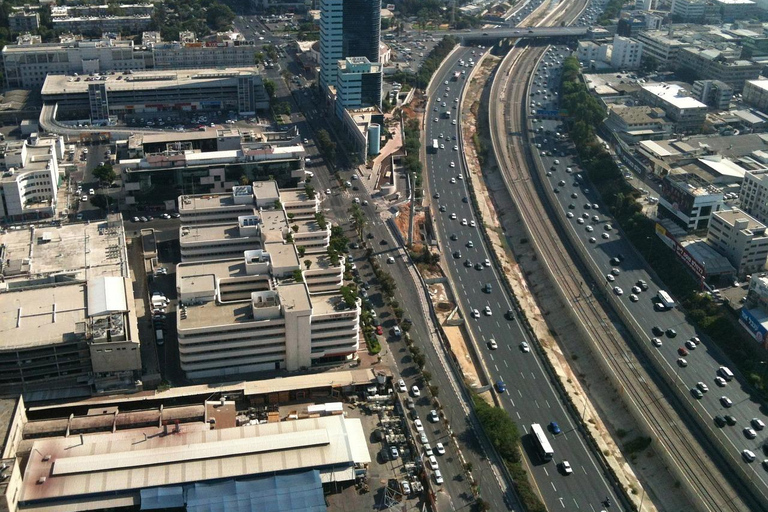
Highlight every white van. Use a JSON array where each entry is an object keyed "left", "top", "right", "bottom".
[{"left": 718, "top": 366, "right": 734, "bottom": 381}]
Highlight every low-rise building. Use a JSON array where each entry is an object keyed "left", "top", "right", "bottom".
[
  {"left": 670, "top": 0, "right": 720, "bottom": 22},
  {"left": 577, "top": 40, "right": 609, "bottom": 64},
  {"left": 50, "top": 3, "right": 154, "bottom": 34},
  {"left": 714, "top": 0, "right": 759, "bottom": 21},
  {"left": 677, "top": 46, "right": 762, "bottom": 91},
  {"left": 339, "top": 106, "right": 384, "bottom": 160},
  {"left": 122, "top": 136, "right": 306, "bottom": 207},
  {"left": 0, "top": 217, "right": 141, "bottom": 393},
  {"left": 743, "top": 79, "right": 768, "bottom": 112},
  {"left": 176, "top": 257, "right": 359, "bottom": 379},
  {"left": 8, "top": 10, "right": 39, "bottom": 34},
  {"left": 605, "top": 105, "right": 673, "bottom": 142},
  {"left": 707, "top": 207, "right": 768, "bottom": 276},
  {"left": 638, "top": 83, "right": 708, "bottom": 132},
  {"left": 635, "top": 30, "right": 690, "bottom": 67},
  {"left": 0, "top": 134, "right": 62, "bottom": 222},
  {"left": 42, "top": 67, "right": 270, "bottom": 123},
  {"left": 658, "top": 171, "right": 725, "bottom": 231},
  {"left": 692, "top": 79, "right": 733, "bottom": 109}
]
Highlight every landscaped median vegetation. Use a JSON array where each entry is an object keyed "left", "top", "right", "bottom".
[
  {"left": 559, "top": 56, "right": 768, "bottom": 396},
  {"left": 472, "top": 395, "right": 546, "bottom": 512}
]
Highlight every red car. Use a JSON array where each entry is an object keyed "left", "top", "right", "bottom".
[
  {"left": 376, "top": 325, "right": 384, "bottom": 336},
  {"left": 677, "top": 347, "right": 688, "bottom": 356}
]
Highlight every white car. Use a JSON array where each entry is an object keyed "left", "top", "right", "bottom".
[
  {"left": 450, "top": 161, "right": 456, "bottom": 168},
  {"left": 488, "top": 339, "right": 498, "bottom": 350},
  {"left": 561, "top": 460, "right": 573, "bottom": 475},
  {"left": 521, "top": 341, "right": 530, "bottom": 353},
  {"left": 453, "top": 145, "right": 459, "bottom": 151},
  {"left": 715, "top": 376, "right": 727, "bottom": 387},
  {"left": 411, "top": 385, "right": 420, "bottom": 397},
  {"left": 484, "top": 306, "right": 492, "bottom": 316},
  {"left": 697, "top": 382, "right": 709, "bottom": 393},
  {"left": 428, "top": 455, "right": 439, "bottom": 470},
  {"left": 613, "top": 287, "right": 623, "bottom": 296},
  {"left": 387, "top": 256, "right": 395, "bottom": 264},
  {"left": 434, "top": 470, "right": 444, "bottom": 484},
  {"left": 461, "top": 218, "right": 468, "bottom": 226},
  {"left": 450, "top": 213, "right": 457, "bottom": 220},
  {"left": 435, "top": 442, "right": 445, "bottom": 455},
  {"left": 470, "top": 220, "right": 476, "bottom": 227},
  {"left": 398, "top": 379, "right": 407, "bottom": 393},
  {"left": 429, "top": 410, "right": 439, "bottom": 422},
  {"left": 471, "top": 309, "right": 480, "bottom": 319},
  {"left": 414, "top": 419, "right": 424, "bottom": 432},
  {"left": 450, "top": 178, "right": 456, "bottom": 184}
]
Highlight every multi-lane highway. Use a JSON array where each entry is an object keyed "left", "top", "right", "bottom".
[
  {"left": 524, "top": 51, "right": 768, "bottom": 509},
  {"left": 424, "top": 45, "right": 623, "bottom": 510}
]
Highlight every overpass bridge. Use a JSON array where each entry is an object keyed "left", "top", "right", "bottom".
[{"left": 459, "top": 26, "right": 589, "bottom": 43}]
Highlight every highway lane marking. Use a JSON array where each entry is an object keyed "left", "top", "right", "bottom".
[
  {"left": 535, "top": 400, "right": 540, "bottom": 409},
  {"left": 559, "top": 498, "right": 565, "bottom": 508},
  {"left": 545, "top": 399, "right": 551, "bottom": 408},
  {"left": 582, "top": 466, "right": 588, "bottom": 475},
  {"left": 495, "top": 364, "right": 499, "bottom": 372},
  {"left": 543, "top": 467, "right": 548, "bottom": 476},
  {"left": 516, "top": 411, "right": 521, "bottom": 419},
  {"left": 531, "top": 372, "right": 536, "bottom": 380},
  {"left": 551, "top": 482, "right": 557, "bottom": 492},
  {"left": 504, "top": 359, "right": 508, "bottom": 368},
  {"left": 509, "top": 398, "right": 516, "bottom": 407},
  {"left": 489, "top": 353, "right": 494, "bottom": 361},
  {"left": 573, "top": 498, "right": 580, "bottom": 509},
  {"left": 520, "top": 372, "right": 525, "bottom": 380}
]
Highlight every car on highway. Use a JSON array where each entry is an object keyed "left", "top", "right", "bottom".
[
  {"left": 651, "top": 337, "right": 662, "bottom": 347},
  {"left": 720, "top": 396, "right": 733, "bottom": 408},
  {"left": 520, "top": 341, "right": 530, "bottom": 352},
  {"left": 753, "top": 418, "right": 766, "bottom": 431},
  {"left": 488, "top": 339, "right": 498, "bottom": 350},
  {"left": 677, "top": 358, "right": 688, "bottom": 367},
  {"left": 715, "top": 376, "right": 727, "bottom": 387},
  {"left": 549, "top": 421, "right": 561, "bottom": 434},
  {"left": 715, "top": 415, "right": 727, "bottom": 427},
  {"left": 652, "top": 326, "right": 664, "bottom": 336},
  {"left": 666, "top": 328, "right": 677, "bottom": 338},
  {"left": 471, "top": 308, "right": 480, "bottom": 318},
  {"left": 560, "top": 460, "right": 573, "bottom": 475},
  {"left": 697, "top": 382, "right": 709, "bottom": 393},
  {"left": 726, "top": 415, "right": 737, "bottom": 426},
  {"left": 484, "top": 306, "right": 492, "bottom": 316},
  {"left": 495, "top": 381, "right": 507, "bottom": 393},
  {"left": 745, "top": 428, "right": 757, "bottom": 439},
  {"left": 613, "top": 287, "right": 623, "bottom": 296},
  {"left": 678, "top": 347, "right": 688, "bottom": 356},
  {"left": 691, "top": 388, "right": 703, "bottom": 399},
  {"left": 744, "top": 450, "right": 756, "bottom": 462}
]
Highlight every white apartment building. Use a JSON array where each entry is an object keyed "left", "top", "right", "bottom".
[
  {"left": 743, "top": 79, "right": 768, "bottom": 112},
  {"left": 335, "top": 56, "right": 382, "bottom": 119},
  {"left": 739, "top": 169, "right": 768, "bottom": 224},
  {"left": 659, "top": 172, "right": 724, "bottom": 231},
  {"left": 708, "top": 208, "right": 768, "bottom": 276},
  {"left": 176, "top": 255, "right": 359, "bottom": 379},
  {"left": 611, "top": 35, "right": 643, "bottom": 69},
  {"left": 0, "top": 135, "right": 63, "bottom": 221},
  {"left": 576, "top": 41, "right": 609, "bottom": 64},
  {"left": 638, "top": 83, "right": 707, "bottom": 132},
  {"left": 670, "top": 0, "right": 710, "bottom": 21}
]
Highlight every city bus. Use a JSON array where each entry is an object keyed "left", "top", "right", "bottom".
[
  {"left": 431, "top": 139, "right": 439, "bottom": 153},
  {"left": 657, "top": 290, "right": 675, "bottom": 310},
  {"left": 530, "top": 423, "right": 554, "bottom": 461}
]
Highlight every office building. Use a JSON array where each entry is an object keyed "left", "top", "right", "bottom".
[
  {"left": 638, "top": 83, "right": 708, "bottom": 132},
  {"left": 708, "top": 207, "right": 768, "bottom": 276},
  {"left": 0, "top": 134, "right": 62, "bottom": 221},
  {"left": 692, "top": 79, "right": 733, "bottom": 109},
  {"left": 50, "top": 3, "right": 154, "bottom": 34},
  {"left": 2, "top": 34, "right": 260, "bottom": 90},
  {"left": 714, "top": 0, "right": 759, "bottom": 20},
  {"left": 41, "top": 67, "right": 270, "bottom": 122},
  {"left": 340, "top": 106, "right": 384, "bottom": 159},
  {"left": 605, "top": 105, "right": 673, "bottom": 142},
  {"left": 658, "top": 172, "right": 725, "bottom": 231},
  {"left": 319, "top": 0, "right": 381, "bottom": 91},
  {"left": 2, "top": 37, "right": 151, "bottom": 89},
  {"left": 635, "top": 30, "right": 690, "bottom": 67},
  {"left": 152, "top": 36, "right": 258, "bottom": 70},
  {"left": 677, "top": 46, "right": 761, "bottom": 91},
  {"left": 0, "top": 217, "right": 142, "bottom": 393},
  {"left": 8, "top": 10, "right": 39, "bottom": 34},
  {"left": 743, "top": 79, "right": 768, "bottom": 112},
  {"left": 335, "top": 57, "right": 382, "bottom": 119},
  {"left": 611, "top": 34, "right": 643, "bottom": 69},
  {"left": 739, "top": 169, "right": 768, "bottom": 223},
  {"left": 121, "top": 132, "right": 307, "bottom": 207},
  {"left": 178, "top": 183, "right": 328, "bottom": 262}
]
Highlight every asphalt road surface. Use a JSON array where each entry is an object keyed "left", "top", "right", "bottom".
[{"left": 425, "top": 46, "right": 621, "bottom": 511}]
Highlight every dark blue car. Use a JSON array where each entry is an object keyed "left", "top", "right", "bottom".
[{"left": 549, "top": 421, "right": 561, "bottom": 434}]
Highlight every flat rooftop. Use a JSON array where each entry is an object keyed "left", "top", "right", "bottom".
[
  {"left": 280, "top": 188, "right": 312, "bottom": 203},
  {"left": 0, "top": 283, "right": 87, "bottom": 349},
  {"left": 180, "top": 223, "right": 260, "bottom": 243},
  {"left": 0, "top": 220, "right": 127, "bottom": 282},
  {"left": 42, "top": 67, "right": 260, "bottom": 96},
  {"left": 21, "top": 414, "right": 370, "bottom": 510},
  {"left": 252, "top": 180, "right": 280, "bottom": 200},
  {"left": 642, "top": 83, "right": 707, "bottom": 110},
  {"left": 715, "top": 207, "right": 766, "bottom": 230},
  {"left": 179, "top": 194, "right": 250, "bottom": 213}
]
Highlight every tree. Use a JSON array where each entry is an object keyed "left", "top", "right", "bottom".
[
  {"left": 92, "top": 163, "right": 116, "bottom": 184},
  {"left": 89, "top": 194, "right": 114, "bottom": 211},
  {"left": 304, "top": 259, "right": 312, "bottom": 270},
  {"left": 263, "top": 78, "right": 276, "bottom": 99},
  {"left": 340, "top": 285, "right": 357, "bottom": 307},
  {"left": 349, "top": 204, "right": 366, "bottom": 239},
  {"left": 297, "top": 246, "right": 306, "bottom": 257},
  {"left": 205, "top": 2, "right": 234, "bottom": 31},
  {"left": 239, "top": 175, "right": 250, "bottom": 186},
  {"left": 292, "top": 269, "right": 303, "bottom": 281}
]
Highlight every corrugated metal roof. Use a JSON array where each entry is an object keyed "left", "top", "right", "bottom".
[{"left": 86, "top": 276, "right": 127, "bottom": 317}]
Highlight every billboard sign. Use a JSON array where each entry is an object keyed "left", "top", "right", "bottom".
[{"left": 740, "top": 308, "right": 768, "bottom": 346}]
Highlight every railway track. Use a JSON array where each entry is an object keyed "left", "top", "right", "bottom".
[{"left": 487, "top": 23, "right": 747, "bottom": 512}]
